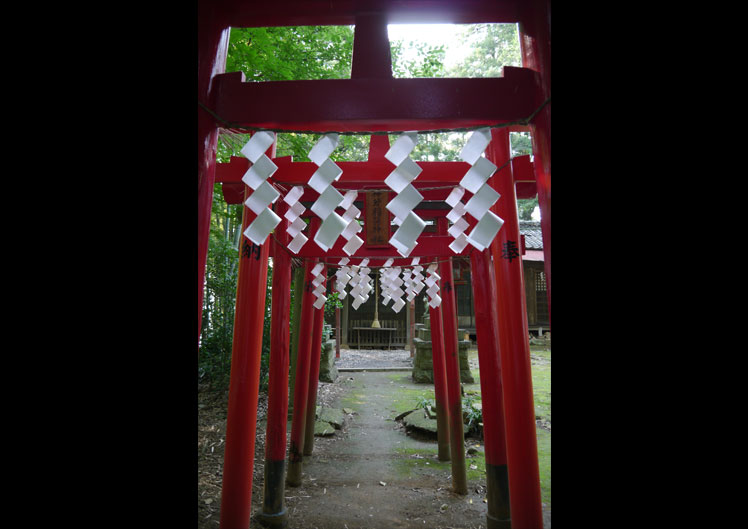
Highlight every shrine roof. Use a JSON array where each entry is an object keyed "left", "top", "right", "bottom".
[{"left": 519, "top": 220, "right": 543, "bottom": 250}]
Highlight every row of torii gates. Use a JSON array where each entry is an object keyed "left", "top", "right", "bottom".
[{"left": 198, "top": 1, "right": 550, "bottom": 528}]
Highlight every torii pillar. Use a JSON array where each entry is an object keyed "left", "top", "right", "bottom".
[
  {"left": 219, "top": 139, "right": 274, "bottom": 529},
  {"left": 487, "top": 128, "right": 543, "bottom": 528},
  {"left": 197, "top": 2, "right": 230, "bottom": 343},
  {"left": 519, "top": 0, "right": 551, "bottom": 324}
]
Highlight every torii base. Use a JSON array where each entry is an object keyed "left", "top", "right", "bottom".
[{"left": 412, "top": 315, "right": 474, "bottom": 384}]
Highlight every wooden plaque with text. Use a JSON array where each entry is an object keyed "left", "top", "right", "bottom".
[{"left": 364, "top": 191, "right": 390, "bottom": 247}]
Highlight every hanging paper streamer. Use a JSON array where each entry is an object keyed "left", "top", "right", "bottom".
[
  {"left": 304, "top": 135, "right": 364, "bottom": 256},
  {"left": 380, "top": 263, "right": 406, "bottom": 313},
  {"left": 334, "top": 257, "right": 351, "bottom": 299},
  {"left": 402, "top": 259, "right": 423, "bottom": 303},
  {"left": 349, "top": 259, "right": 373, "bottom": 310},
  {"left": 240, "top": 131, "right": 282, "bottom": 245},
  {"left": 310, "top": 262, "right": 327, "bottom": 310},
  {"left": 283, "top": 185, "right": 308, "bottom": 253},
  {"left": 425, "top": 263, "right": 442, "bottom": 308},
  {"left": 306, "top": 134, "right": 347, "bottom": 252},
  {"left": 445, "top": 186, "right": 470, "bottom": 254},
  {"left": 410, "top": 258, "right": 426, "bottom": 298},
  {"left": 339, "top": 190, "right": 364, "bottom": 256},
  {"left": 385, "top": 133, "right": 426, "bottom": 257},
  {"left": 452, "top": 127, "right": 505, "bottom": 252},
  {"left": 378, "top": 259, "right": 395, "bottom": 306}
]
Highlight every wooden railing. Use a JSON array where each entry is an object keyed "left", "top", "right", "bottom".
[{"left": 348, "top": 319, "right": 406, "bottom": 348}]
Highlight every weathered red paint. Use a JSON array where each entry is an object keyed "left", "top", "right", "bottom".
[
  {"left": 258, "top": 200, "right": 294, "bottom": 525},
  {"left": 223, "top": 0, "right": 521, "bottom": 28},
  {"left": 519, "top": 0, "right": 551, "bottom": 327},
  {"left": 197, "top": 7, "right": 230, "bottom": 344},
  {"left": 470, "top": 249, "right": 508, "bottom": 467},
  {"left": 219, "top": 186, "right": 271, "bottom": 529},
  {"left": 286, "top": 259, "right": 318, "bottom": 487},
  {"left": 213, "top": 67, "right": 540, "bottom": 133},
  {"left": 486, "top": 128, "right": 544, "bottom": 528},
  {"left": 437, "top": 224, "right": 467, "bottom": 495},
  {"left": 266, "top": 199, "right": 293, "bottom": 461},
  {"left": 470, "top": 248, "right": 511, "bottom": 527},
  {"left": 427, "top": 277, "right": 451, "bottom": 462},
  {"left": 303, "top": 262, "right": 327, "bottom": 456}
]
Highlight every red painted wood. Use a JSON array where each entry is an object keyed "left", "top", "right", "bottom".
[
  {"left": 197, "top": 8, "right": 230, "bottom": 343},
  {"left": 265, "top": 199, "right": 293, "bottom": 461},
  {"left": 470, "top": 248, "right": 508, "bottom": 467},
  {"left": 438, "top": 253, "right": 468, "bottom": 494},
  {"left": 219, "top": 187, "right": 271, "bottom": 529},
  {"left": 224, "top": 0, "right": 521, "bottom": 28},
  {"left": 286, "top": 259, "right": 317, "bottom": 483},
  {"left": 486, "top": 127, "right": 543, "bottom": 529},
  {"left": 351, "top": 12, "right": 393, "bottom": 79},
  {"left": 519, "top": 0, "right": 551, "bottom": 327},
  {"left": 213, "top": 67, "right": 540, "bottom": 133},
  {"left": 303, "top": 266, "right": 327, "bottom": 455},
  {"left": 427, "top": 274, "right": 451, "bottom": 461}
]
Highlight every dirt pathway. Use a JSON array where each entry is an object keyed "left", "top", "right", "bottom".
[
  {"left": 198, "top": 349, "right": 550, "bottom": 528},
  {"left": 279, "top": 371, "right": 491, "bottom": 529}
]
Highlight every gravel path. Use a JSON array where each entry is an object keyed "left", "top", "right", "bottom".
[{"left": 334, "top": 348, "right": 413, "bottom": 369}]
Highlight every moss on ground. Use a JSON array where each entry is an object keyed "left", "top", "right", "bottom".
[
  {"left": 392, "top": 446, "right": 451, "bottom": 478},
  {"left": 536, "top": 428, "right": 551, "bottom": 503},
  {"left": 341, "top": 348, "right": 551, "bottom": 506}
]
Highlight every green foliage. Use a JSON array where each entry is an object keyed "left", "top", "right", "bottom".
[
  {"left": 450, "top": 24, "right": 522, "bottom": 78},
  {"left": 391, "top": 40, "right": 446, "bottom": 78},
  {"left": 414, "top": 395, "right": 436, "bottom": 410},
  {"left": 413, "top": 392, "right": 483, "bottom": 435},
  {"left": 201, "top": 22, "right": 540, "bottom": 393},
  {"left": 199, "top": 187, "right": 241, "bottom": 390},
  {"left": 226, "top": 25, "right": 354, "bottom": 81},
  {"left": 323, "top": 289, "right": 344, "bottom": 322},
  {"left": 461, "top": 393, "right": 483, "bottom": 435},
  {"left": 259, "top": 264, "right": 273, "bottom": 392}
]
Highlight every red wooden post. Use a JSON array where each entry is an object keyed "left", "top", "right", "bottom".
[
  {"left": 219, "top": 189, "right": 271, "bottom": 529},
  {"left": 486, "top": 128, "right": 544, "bottom": 528},
  {"left": 286, "top": 259, "right": 317, "bottom": 487},
  {"left": 519, "top": 0, "right": 551, "bottom": 325},
  {"left": 257, "top": 200, "right": 293, "bottom": 527},
  {"left": 428, "top": 273, "right": 451, "bottom": 462},
  {"left": 350, "top": 11, "right": 393, "bottom": 80},
  {"left": 335, "top": 283, "right": 341, "bottom": 359},
  {"left": 197, "top": 3, "right": 230, "bottom": 344},
  {"left": 437, "top": 222, "right": 468, "bottom": 495},
  {"left": 409, "top": 300, "right": 416, "bottom": 357},
  {"left": 470, "top": 248, "right": 511, "bottom": 529},
  {"left": 303, "top": 263, "right": 327, "bottom": 456}
]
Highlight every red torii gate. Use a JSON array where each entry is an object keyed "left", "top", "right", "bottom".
[{"left": 198, "top": 1, "right": 550, "bottom": 528}]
